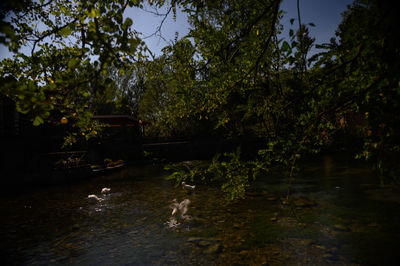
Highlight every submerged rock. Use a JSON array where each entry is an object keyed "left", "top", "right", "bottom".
[
  {"left": 333, "top": 224, "right": 351, "bottom": 232},
  {"left": 198, "top": 240, "right": 211, "bottom": 247},
  {"left": 303, "top": 239, "right": 314, "bottom": 246},
  {"left": 187, "top": 237, "right": 204, "bottom": 242},
  {"left": 277, "top": 216, "right": 298, "bottom": 227},
  {"left": 187, "top": 237, "right": 221, "bottom": 244},
  {"left": 364, "top": 188, "right": 400, "bottom": 204},
  {"left": 367, "top": 222, "right": 378, "bottom": 227},
  {"left": 206, "top": 243, "right": 222, "bottom": 254},
  {"left": 293, "top": 197, "right": 317, "bottom": 208},
  {"left": 280, "top": 197, "right": 290, "bottom": 205},
  {"left": 233, "top": 223, "right": 241, "bottom": 228}
]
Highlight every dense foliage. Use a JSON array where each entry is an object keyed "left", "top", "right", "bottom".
[
  {"left": 1, "top": 0, "right": 399, "bottom": 200},
  {"left": 311, "top": 0, "right": 400, "bottom": 186},
  {"left": 0, "top": 0, "right": 153, "bottom": 144},
  {"left": 155, "top": 0, "right": 400, "bottom": 200}
]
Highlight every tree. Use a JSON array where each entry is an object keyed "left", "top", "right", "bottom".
[
  {"left": 313, "top": 0, "right": 400, "bottom": 185},
  {"left": 97, "top": 64, "right": 146, "bottom": 116},
  {"left": 2, "top": 0, "right": 398, "bottom": 199},
  {"left": 163, "top": 0, "right": 282, "bottom": 138},
  {"left": 138, "top": 38, "right": 215, "bottom": 138},
  {"left": 0, "top": 0, "right": 156, "bottom": 144},
  {"left": 163, "top": 0, "right": 400, "bottom": 201}
]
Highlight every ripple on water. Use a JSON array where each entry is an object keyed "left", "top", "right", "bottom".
[{"left": 1, "top": 159, "right": 400, "bottom": 265}]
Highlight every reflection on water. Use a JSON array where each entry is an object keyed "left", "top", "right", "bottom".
[{"left": 1, "top": 155, "right": 400, "bottom": 265}]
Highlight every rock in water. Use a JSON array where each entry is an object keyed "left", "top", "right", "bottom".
[
  {"left": 333, "top": 224, "right": 351, "bottom": 232},
  {"left": 293, "top": 197, "right": 317, "bottom": 208}
]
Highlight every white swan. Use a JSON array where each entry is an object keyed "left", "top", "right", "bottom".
[
  {"left": 182, "top": 182, "right": 195, "bottom": 192},
  {"left": 88, "top": 194, "right": 102, "bottom": 203},
  {"left": 101, "top": 187, "right": 111, "bottom": 194},
  {"left": 170, "top": 198, "right": 190, "bottom": 219}
]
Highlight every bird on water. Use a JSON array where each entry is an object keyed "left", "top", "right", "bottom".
[
  {"left": 101, "top": 187, "right": 111, "bottom": 194},
  {"left": 181, "top": 181, "right": 195, "bottom": 192},
  {"left": 170, "top": 198, "right": 190, "bottom": 219},
  {"left": 87, "top": 194, "right": 102, "bottom": 203}
]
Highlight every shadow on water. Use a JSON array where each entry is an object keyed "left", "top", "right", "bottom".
[{"left": 1, "top": 155, "right": 400, "bottom": 265}]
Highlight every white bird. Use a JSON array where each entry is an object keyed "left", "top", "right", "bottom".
[
  {"left": 181, "top": 182, "right": 195, "bottom": 192},
  {"left": 101, "top": 187, "right": 111, "bottom": 194},
  {"left": 170, "top": 199, "right": 179, "bottom": 216},
  {"left": 170, "top": 198, "right": 190, "bottom": 219},
  {"left": 88, "top": 194, "right": 102, "bottom": 203}
]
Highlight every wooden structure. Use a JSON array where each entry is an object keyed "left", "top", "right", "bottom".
[{"left": 92, "top": 115, "right": 147, "bottom": 135}]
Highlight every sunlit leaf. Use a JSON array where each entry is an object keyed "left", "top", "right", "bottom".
[
  {"left": 59, "top": 27, "right": 72, "bottom": 37},
  {"left": 33, "top": 116, "right": 44, "bottom": 126}
]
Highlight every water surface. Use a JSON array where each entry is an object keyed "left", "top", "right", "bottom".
[{"left": 2, "top": 155, "right": 399, "bottom": 265}]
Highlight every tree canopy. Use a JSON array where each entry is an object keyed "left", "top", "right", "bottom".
[
  {"left": 1, "top": 0, "right": 399, "bottom": 200},
  {"left": 1, "top": 0, "right": 153, "bottom": 143}
]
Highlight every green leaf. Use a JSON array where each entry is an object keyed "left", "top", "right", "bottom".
[
  {"left": 33, "top": 116, "right": 44, "bottom": 126},
  {"left": 69, "top": 23, "right": 76, "bottom": 31},
  {"left": 281, "top": 41, "right": 290, "bottom": 52},
  {"left": 125, "top": 18, "right": 133, "bottom": 27},
  {"left": 68, "top": 58, "right": 79, "bottom": 69},
  {"left": 129, "top": 38, "right": 139, "bottom": 53},
  {"left": 59, "top": 27, "right": 72, "bottom": 37},
  {"left": 90, "top": 8, "right": 96, "bottom": 18}
]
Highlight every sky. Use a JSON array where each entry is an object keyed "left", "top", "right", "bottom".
[
  {"left": 124, "top": 3, "right": 191, "bottom": 56},
  {"left": 279, "top": 0, "right": 353, "bottom": 55},
  {"left": 0, "top": 0, "right": 354, "bottom": 60}
]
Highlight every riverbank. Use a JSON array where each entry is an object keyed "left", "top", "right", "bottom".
[{"left": 1, "top": 137, "right": 250, "bottom": 188}]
